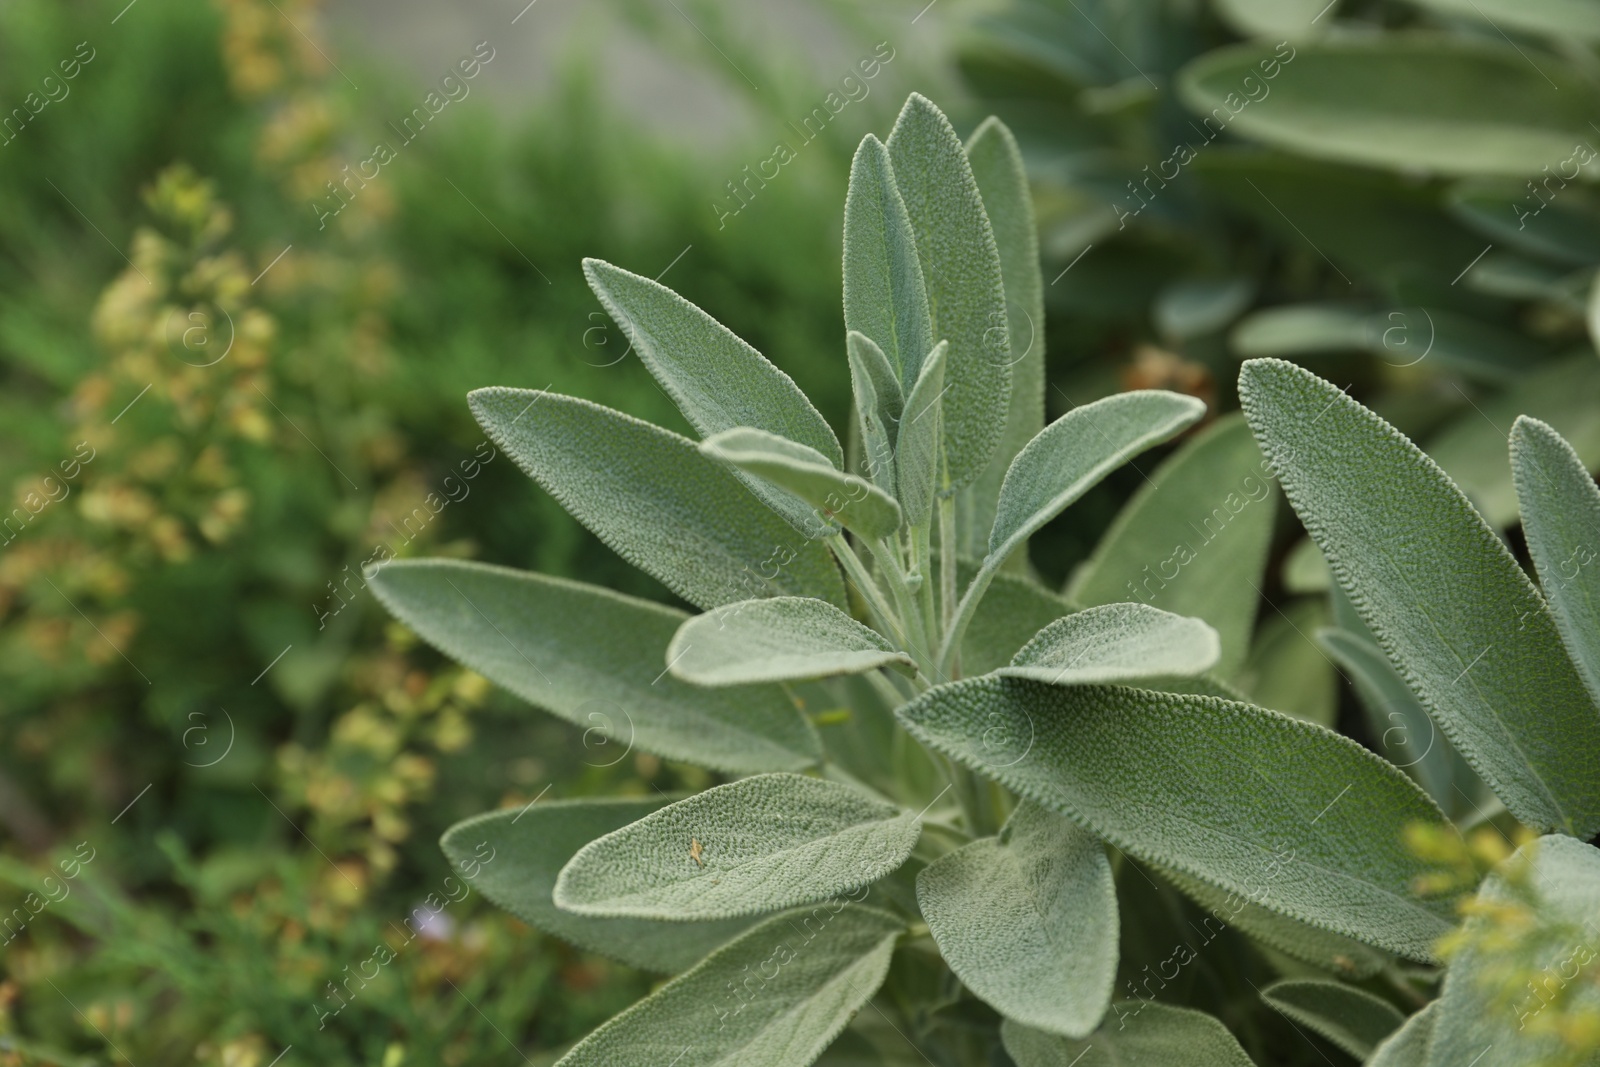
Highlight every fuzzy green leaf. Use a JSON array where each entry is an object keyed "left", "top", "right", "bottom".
[
  {"left": 961, "top": 117, "right": 1045, "bottom": 565},
  {"left": 1370, "top": 1003, "right": 1437, "bottom": 1067},
  {"left": 961, "top": 564, "right": 1077, "bottom": 676},
  {"left": 842, "top": 135, "right": 933, "bottom": 385},
  {"left": 1239, "top": 358, "right": 1600, "bottom": 837},
  {"left": 668, "top": 597, "right": 914, "bottom": 687},
  {"left": 1000, "top": 603, "right": 1220, "bottom": 686},
  {"left": 846, "top": 330, "right": 901, "bottom": 498},
  {"left": 1178, "top": 38, "right": 1600, "bottom": 177},
  {"left": 895, "top": 340, "right": 949, "bottom": 529},
  {"left": 1066, "top": 415, "right": 1273, "bottom": 678},
  {"left": 917, "top": 802, "right": 1116, "bottom": 1038},
  {"left": 1238, "top": 598, "right": 1336, "bottom": 727},
  {"left": 1261, "top": 978, "right": 1405, "bottom": 1059},
  {"left": 1002, "top": 1002, "right": 1255, "bottom": 1067},
  {"left": 583, "top": 258, "right": 841, "bottom": 465},
  {"left": 441, "top": 799, "right": 751, "bottom": 973},
  {"left": 368, "top": 560, "right": 819, "bottom": 775},
  {"left": 1511, "top": 416, "right": 1600, "bottom": 710},
  {"left": 554, "top": 905, "right": 903, "bottom": 1067},
  {"left": 1407, "top": 0, "right": 1600, "bottom": 41},
  {"left": 886, "top": 93, "right": 1011, "bottom": 490},
  {"left": 702, "top": 427, "right": 903, "bottom": 541},
  {"left": 898, "top": 678, "right": 1457, "bottom": 960},
  {"left": 1429, "top": 835, "right": 1600, "bottom": 1067},
  {"left": 554, "top": 774, "right": 920, "bottom": 921},
  {"left": 470, "top": 388, "right": 846, "bottom": 611},
  {"left": 990, "top": 391, "right": 1207, "bottom": 567}
]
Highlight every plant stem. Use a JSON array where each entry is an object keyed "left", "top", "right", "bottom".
[
  {"left": 864, "top": 536, "right": 935, "bottom": 676},
  {"left": 828, "top": 533, "right": 905, "bottom": 646},
  {"left": 910, "top": 525, "right": 939, "bottom": 667},
  {"left": 938, "top": 495, "right": 957, "bottom": 639},
  {"left": 936, "top": 554, "right": 1001, "bottom": 679}
]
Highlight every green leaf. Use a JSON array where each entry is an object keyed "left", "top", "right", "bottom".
[
  {"left": 886, "top": 93, "right": 1012, "bottom": 490},
  {"left": 1066, "top": 415, "right": 1275, "bottom": 679},
  {"left": 1426, "top": 356, "right": 1600, "bottom": 527},
  {"left": 554, "top": 774, "right": 920, "bottom": 920},
  {"left": 1158, "top": 865, "right": 1390, "bottom": 979},
  {"left": 554, "top": 905, "right": 903, "bottom": 1067},
  {"left": 1156, "top": 276, "right": 1256, "bottom": 342},
  {"left": 1237, "top": 598, "right": 1336, "bottom": 727},
  {"left": 583, "top": 258, "right": 841, "bottom": 466},
  {"left": 898, "top": 678, "right": 1457, "bottom": 960},
  {"left": 667, "top": 597, "right": 915, "bottom": 687},
  {"left": 1429, "top": 835, "right": 1600, "bottom": 1067},
  {"left": 1449, "top": 182, "right": 1600, "bottom": 267},
  {"left": 846, "top": 330, "right": 901, "bottom": 498},
  {"left": 1000, "top": 603, "right": 1220, "bottom": 686},
  {"left": 702, "top": 427, "right": 903, "bottom": 541},
  {"left": 470, "top": 388, "right": 846, "bottom": 611},
  {"left": 895, "top": 340, "right": 949, "bottom": 529},
  {"left": 368, "top": 560, "right": 820, "bottom": 775},
  {"left": 916, "top": 802, "right": 1116, "bottom": 1038},
  {"left": 960, "top": 117, "right": 1046, "bottom": 566},
  {"left": 1002, "top": 1002, "right": 1255, "bottom": 1067},
  {"left": 991, "top": 391, "right": 1206, "bottom": 567},
  {"left": 1178, "top": 37, "right": 1600, "bottom": 178},
  {"left": 1239, "top": 358, "right": 1600, "bottom": 837},
  {"left": 961, "top": 563, "right": 1077, "bottom": 676},
  {"left": 1512, "top": 416, "right": 1600, "bottom": 710},
  {"left": 842, "top": 135, "right": 933, "bottom": 386},
  {"left": 1370, "top": 1003, "right": 1437, "bottom": 1067},
  {"left": 1406, "top": 0, "right": 1600, "bottom": 41},
  {"left": 441, "top": 799, "right": 752, "bottom": 973},
  {"left": 1261, "top": 978, "right": 1406, "bottom": 1059},
  {"left": 1214, "top": 0, "right": 1337, "bottom": 39}
]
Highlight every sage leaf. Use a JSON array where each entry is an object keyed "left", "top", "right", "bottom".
[
  {"left": 896, "top": 340, "right": 949, "bottom": 529},
  {"left": 702, "top": 427, "right": 903, "bottom": 541},
  {"left": 1178, "top": 38, "right": 1600, "bottom": 177},
  {"left": 1511, "top": 416, "right": 1600, "bottom": 709},
  {"left": 554, "top": 905, "right": 904, "bottom": 1067},
  {"left": 470, "top": 388, "right": 846, "bottom": 611},
  {"left": 554, "top": 774, "right": 920, "bottom": 920},
  {"left": 842, "top": 135, "right": 932, "bottom": 385},
  {"left": 368, "top": 560, "right": 820, "bottom": 775},
  {"left": 1000, "top": 603, "right": 1220, "bottom": 686},
  {"left": 1002, "top": 1002, "right": 1255, "bottom": 1067},
  {"left": 897, "top": 678, "right": 1457, "bottom": 960},
  {"left": 886, "top": 93, "right": 1011, "bottom": 490},
  {"left": 1370, "top": 1003, "right": 1437, "bottom": 1067},
  {"left": 1428, "top": 835, "right": 1600, "bottom": 1067},
  {"left": 990, "top": 391, "right": 1206, "bottom": 567},
  {"left": 441, "top": 798, "right": 752, "bottom": 973},
  {"left": 961, "top": 563, "right": 1078, "bottom": 676},
  {"left": 961, "top": 117, "right": 1045, "bottom": 565},
  {"left": 917, "top": 802, "right": 1116, "bottom": 1038},
  {"left": 846, "top": 330, "right": 901, "bottom": 498},
  {"left": 1261, "top": 978, "right": 1406, "bottom": 1059},
  {"left": 668, "top": 597, "right": 915, "bottom": 687},
  {"left": 1066, "top": 415, "right": 1273, "bottom": 678},
  {"left": 1238, "top": 598, "right": 1337, "bottom": 727},
  {"left": 1407, "top": 0, "right": 1600, "bottom": 41},
  {"left": 1239, "top": 357, "right": 1600, "bottom": 838}
]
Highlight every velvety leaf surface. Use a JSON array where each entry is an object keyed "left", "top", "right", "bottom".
[
  {"left": 846, "top": 330, "right": 900, "bottom": 498},
  {"left": 990, "top": 391, "right": 1206, "bottom": 566},
  {"left": 441, "top": 798, "right": 751, "bottom": 973},
  {"left": 917, "top": 802, "right": 1116, "bottom": 1037},
  {"left": 1429, "top": 835, "right": 1600, "bottom": 1067},
  {"left": 886, "top": 93, "right": 1011, "bottom": 490},
  {"left": 470, "top": 388, "right": 846, "bottom": 611},
  {"left": 555, "top": 774, "right": 920, "bottom": 920},
  {"left": 1261, "top": 978, "right": 1405, "bottom": 1059},
  {"left": 960, "top": 563, "right": 1078, "bottom": 676},
  {"left": 895, "top": 341, "right": 948, "bottom": 529},
  {"left": 1001, "top": 603, "right": 1219, "bottom": 686},
  {"left": 1002, "top": 1002, "right": 1255, "bottom": 1067},
  {"left": 1239, "top": 358, "right": 1600, "bottom": 837},
  {"left": 842, "top": 135, "right": 933, "bottom": 385},
  {"left": 1068, "top": 415, "right": 1276, "bottom": 677},
  {"left": 898, "top": 678, "right": 1457, "bottom": 960},
  {"left": 1369, "top": 1003, "right": 1437, "bottom": 1067},
  {"left": 702, "top": 427, "right": 903, "bottom": 541},
  {"left": 554, "top": 905, "right": 903, "bottom": 1067},
  {"left": 368, "top": 560, "right": 819, "bottom": 774},
  {"left": 1511, "top": 416, "right": 1600, "bottom": 709},
  {"left": 961, "top": 117, "right": 1045, "bottom": 565},
  {"left": 668, "top": 597, "right": 914, "bottom": 687},
  {"left": 1179, "top": 38, "right": 1600, "bottom": 177}
]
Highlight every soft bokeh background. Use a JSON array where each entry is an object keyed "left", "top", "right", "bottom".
[{"left": 4, "top": 0, "right": 1600, "bottom": 1062}]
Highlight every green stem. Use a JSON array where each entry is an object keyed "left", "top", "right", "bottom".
[
  {"left": 936, "top": 554, "right": 1002, "bottom": 679},
  {"left": 864, "top": 537, "right": 935, "bottom": 676},
  {"left": 910, "top": 525, "right": 939, "bottom": 665},
  {"left": 828, "top": 533, "right": 904, "bottom": 645},
  {"left": 938, "top": 495, "right": 957, "bottom": 637}
]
